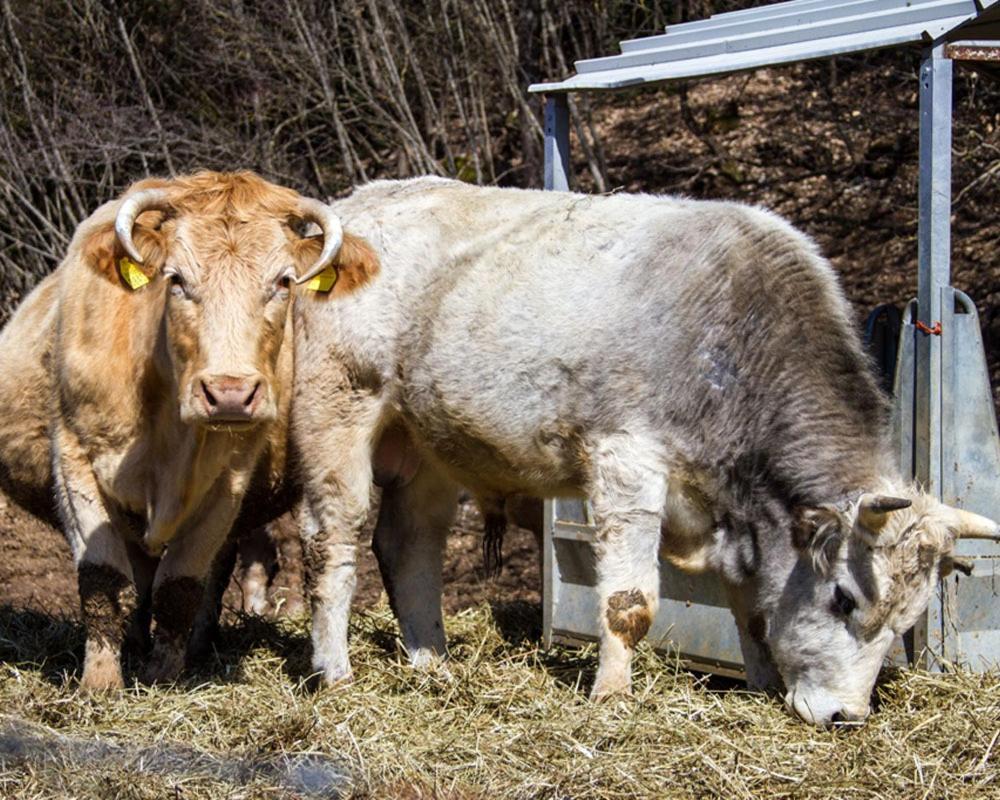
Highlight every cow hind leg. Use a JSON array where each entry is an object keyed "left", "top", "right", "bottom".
[
  {"left": 587, "top": 433, "right": 667, "bottom": 700},
  {"left": 372, "top": 463, "right": 458, "bottom": 669},
  {"left": 235, "top": 524, "right": 278, "bottom": 616}
]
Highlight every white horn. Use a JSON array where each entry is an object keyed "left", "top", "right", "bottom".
[
  {"left": 294, "top": 198, "right": 344, "bottom": 285},
  {"left": 953, "top": 508, "right": 1000, "bottom": 541},
  {"left": 114, "top": 188, "right": 171, "bottom": 264}
]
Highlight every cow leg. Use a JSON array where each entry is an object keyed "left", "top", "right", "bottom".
[
  {"left": 299, "top": 461, "right": 371, "bottom": 686},
  {"left": 124, "top": 540, "right": 158, "bottom": 658},
  {"left": 187, "top": 529, "right": 240, "bottom": 662},
  {"left": 297, "top": 424, "right": 377, "bottom": 687},
  {"left": 372, "top": 462, "right": 458, "bottom": 669},
  {"left": 54, "top": 429, "right": 136, "bottom": 691},
  {"left": 143, "top": 492, "right": 240, "bottom": 684},
  {"left": 273, "top": 513, "right": 306, "bottom": 617},
  {"left": 236, "top": 524, "right": 278, "bottom": 615},
  {"left": 587, "top": 434, "right": 668, "bottom": 699}
]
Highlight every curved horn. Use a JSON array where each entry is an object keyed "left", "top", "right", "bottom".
[
  {"left": 294, "top": 198, "right": 344, "bottom": 285},
  {"left": 114, "top": 188, "right": 171, "bottom": 264},
  {"left": 953, "top": 508, "right": 1000, "bottom": 541},
  {"left": 857, "top": 493, "right": 912, "bottom": 535}
]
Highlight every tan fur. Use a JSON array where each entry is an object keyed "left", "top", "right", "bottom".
[{"left": 0, "top": 170, "right": 328, "bottom": 688}]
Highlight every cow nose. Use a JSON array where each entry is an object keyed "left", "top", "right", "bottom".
[
  {"left": 198, "top": 375, "right": 262, "bottom": 421},
  {"left": 830, "top": 706, "right": 870, "bottom": 726}
]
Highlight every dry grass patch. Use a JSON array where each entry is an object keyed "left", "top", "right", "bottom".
[{"left": 0, "top": 602, "right": 997, "bottom": 799}]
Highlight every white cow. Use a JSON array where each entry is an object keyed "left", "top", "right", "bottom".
[{"left": 291, "top": 178, "right": 997, "bottom": 725}]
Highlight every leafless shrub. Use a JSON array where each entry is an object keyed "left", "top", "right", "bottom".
[{"left": 2, "top": 0, "right": 723, "bottom": 323}]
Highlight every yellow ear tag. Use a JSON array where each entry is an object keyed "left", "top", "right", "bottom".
[
  {"left": 305, "top": 266, "right": 338, "bottom": 293},
  {"left": 119, "top": 257, "right": 150, "bottom": 290}
]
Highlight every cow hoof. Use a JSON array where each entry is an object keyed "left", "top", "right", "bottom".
[
  {"left": 306, "top": 669, "right": 353, "bottom": 693},
  {"left": 590, "top": 674, "right": 633, "bottom": 701},
  {"left": 79, "top": 664, "right": 125, "bottom": 692},
  {"left": 411, "top": 656, "right": 453, "bottom": 684},
  {"left": 305, "top": 659, "right": 353, "bottom": 691},
  {"left": 408, "top": 648, "right": 448, "bottom": 671},
  {"left": 142, "top": 648, "right": 185, "bottom": 685},
  {"left": 80, "top": 643, "right": 124, "bottom": 692}
]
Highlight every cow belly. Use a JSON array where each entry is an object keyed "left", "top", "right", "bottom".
[{"left": 391, "top": 405, "right": 584, "bottom": 497}]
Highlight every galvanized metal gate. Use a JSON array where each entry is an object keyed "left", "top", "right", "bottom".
[{"left": 531, "top": 0, "right": 1000, "bottom": 676}]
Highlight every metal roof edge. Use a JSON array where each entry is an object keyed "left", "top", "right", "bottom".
[{"left": 529, "top": 0, "right": 996, "bottom": 94}]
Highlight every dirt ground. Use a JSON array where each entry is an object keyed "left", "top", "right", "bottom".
[{"left": 0, "top": 490, "right": 542, "bottom": 623}]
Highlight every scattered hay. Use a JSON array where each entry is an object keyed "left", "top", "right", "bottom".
[{"left": 0, "top": 602, "right": 997, "bottom": 799}]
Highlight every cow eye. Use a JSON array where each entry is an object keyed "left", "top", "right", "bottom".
[
  {"left": 271, "top": 270, "right": 294, "bottom": 299},
  {"left": 165, "top": 271, "right": 186, "bottom": 298},
  {"left": 832, "top": 585, "right": 857, "bottom": 617}
]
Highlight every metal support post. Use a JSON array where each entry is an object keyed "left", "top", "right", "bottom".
[
  {"left": 912, "top": 44, "right": 953, "bottom": 663},
  {"left": 542, "top": 92, "right": 571, "bottom": 648},
  {"left": 543, "top": 94, "right": 571, "bottom": 191},
  {"left": 914, "top": 44, "right": 952, "bottom": 498}
]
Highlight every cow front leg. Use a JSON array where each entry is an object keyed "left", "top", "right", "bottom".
[
  {"left": 291, "top": 351, "right": 383, "bottom": 686},
  {"left": 75, "top": 540, "right": 137, "bottom": 692},
  {"left": 54, "top": 430, "right": 137, "bottom": 691},
  {"left": 300, "top": 454, "right": 372, "bottom": 687},
  {"left": 143, "top": 494, "right": 239, "bottom": 684},
  {"left": 372, "top": 462, "right": 458, "bottom": 669},
  {"left": 588, "top": 434, "right": 668, "bottom": 699}
]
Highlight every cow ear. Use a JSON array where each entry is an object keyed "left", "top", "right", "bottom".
[
  {"left": 333, "top": 232, "right": 380, "bottom": 294},
  {"left": 295, "top": 231, "right": 379, "bottom": 300},
  {"left": 81, "top": 218, "right": 165, "bottom": 290},
  {"left": 940, "top": 554, "right": 974, "bottom": 578},
  {"left": 793, "top": 505, "right": 844, "bottom": 575}
]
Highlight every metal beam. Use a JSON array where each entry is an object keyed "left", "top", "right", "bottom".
[
  {"left": 543, "top": 95, "right": 571, "bottom": 191},
  {"left": 912, "top": 44, "right": 953, "bottom": 665},
  {"left": 914, "top": 44, "right": 952, "bottom": 499},
  {"left": 542, "top": 93, "right": 571, "bottom": 650},
  {"left": 945, "top": 39, "right": 1000, "bottom": 58}
]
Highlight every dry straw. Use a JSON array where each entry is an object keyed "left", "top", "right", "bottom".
[{"left": 0, "top": 602, "right": 997, "bottom": 799}]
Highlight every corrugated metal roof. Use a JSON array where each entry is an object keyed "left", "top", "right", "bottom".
[{"left": 529, "top": 0, "right": 1000, "bottom": 93}]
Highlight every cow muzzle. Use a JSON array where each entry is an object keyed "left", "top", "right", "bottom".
[
  {"left": 192, "top": 373, "right": 268, "bottom": 426},
  {"left": 784, "top": 686, "right": 871, "bottom": 727}
]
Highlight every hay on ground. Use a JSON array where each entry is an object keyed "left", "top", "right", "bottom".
[{"left": 0, "top": 602, "right": 997, "bottom": 799}]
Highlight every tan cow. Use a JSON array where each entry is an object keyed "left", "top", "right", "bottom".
[{"left": 0, "top": 171, "right": 365, "bottom": 690}]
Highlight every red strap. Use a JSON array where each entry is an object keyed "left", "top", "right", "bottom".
[{"left": 915, "top": 320, "right": 942, "bottom": 336}]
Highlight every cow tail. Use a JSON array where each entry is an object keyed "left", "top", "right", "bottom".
[{"left": 482, "top": 508, "right": 507, "bottom": 579}]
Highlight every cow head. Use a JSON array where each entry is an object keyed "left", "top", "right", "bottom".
[
  {"left": 83, "top": 172, "right": 376, "bottom": 429},
  {"left": 752, "top": 490, "right": 997, "bottom": 726}
]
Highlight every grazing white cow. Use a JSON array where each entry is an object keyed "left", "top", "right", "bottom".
[{"left": 291, "top": 178, "right": 997, "bottom": 725}]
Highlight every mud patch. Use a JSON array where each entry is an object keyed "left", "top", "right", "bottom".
[
  {"left": 605, "top": 589, "right": 651, "bottom": 650},
  {"left": 77, "top": 562, "right": 137, "bottom": 648},
  {"left": 152, "top": 576, "right": 203, "bottom": 643}
]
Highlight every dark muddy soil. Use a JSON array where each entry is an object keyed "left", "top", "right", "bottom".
[{"left": 0, "top": 491, "right": 541, "bottom": 622}]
